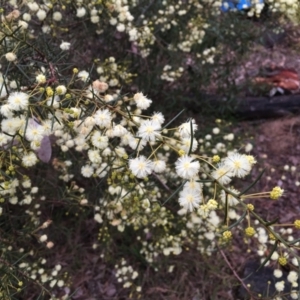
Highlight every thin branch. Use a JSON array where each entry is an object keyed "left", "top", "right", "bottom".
[
  {"left": 151, "top": 172, "right": 171, "bottom": 192},
  {"left": 216, "top": 244, "right": 258, "bottom": 300}
]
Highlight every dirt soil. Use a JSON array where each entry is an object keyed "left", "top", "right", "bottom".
[{"left": 244, "top": 116, "right": 300, "bottom": 222}]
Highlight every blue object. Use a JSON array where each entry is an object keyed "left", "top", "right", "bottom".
[{"left": 221, "top": 0, "right": 264, "bottom": 12}]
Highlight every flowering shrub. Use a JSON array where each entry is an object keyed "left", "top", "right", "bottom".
[
  {"left": 0, "top": 1, "right": 300, "bottom": 299},
  {"left": 222, "top": 0, "right": 299, "bottom": 21}
]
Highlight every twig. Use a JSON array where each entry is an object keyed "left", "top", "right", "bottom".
[
  {"left": 216, "top": 244, "right": 258, "bottom": 300},
  {"left": 151, "top": 172, "right": 171, "bottom": 192}
]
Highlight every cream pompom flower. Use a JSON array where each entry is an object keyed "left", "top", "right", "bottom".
[
  {"left": 129, "top": 156, "right": 153, "bottom": 178},
  {"left": 77, "top": 70, "right": 89, "bottom": 82},
  {"left": 81, "top": 165, "right": 94, "bottom": 178},
  {"left": 152, "top": 160, "right": 166, "bottom": 173},
  {"left": 151, "top": 112, "right": 165, "bottom": 125},
  {"left": 7, "top": 92, "right": 29, "bottom": 111},
  {"left": 60, "top": 41, "right": 71, "bottom": 51},
  {"left": 0, "top": 104, "right": 13, "bottom": 118},
  {"left": 178, "top": 188, "right": 201, "bottom": 212},
  {"left": 133, "top": 92, "right": 152, "bottom": 110},
  {"left": 56, "top": 85, "right": 67, "bottom": 95},
  {"left": 22, "top": 152, "right": 38, "bottom": 167},
  {"left": 275, "top": 280, "right": 285, "bottom": 292},
  {"left": 94, "top": 109, "right": 112, "bottom": 128},
  {"left": 274, "top": 269, "right": 283, "bottom": 278},
  {"left": 5, "top": 52, "right": 17, "bottom": 62},
  {"left": 1, "top": 117, "right": 24, "bottom": 135},
  {"left": 91, "top": 132, "right": 109, "bottom": 149},
  {"left": 88, "top": 150, "right": 102, "bottom": 164},
  {"left": 76, "top": 7, "right": 86, "bottom": 18},
  {"left": 178, "top": 119, "right": 198, "bottom": 138},
  {"left": 53, "top": 11, "right": 62, "bottom": 22},
  {"left": 287, "top": 271, "right": 298, "bottom": 283},
  {"left": 36, "top": 74, "right": 46, "bottom": 83},
  {"left": 37, "top": 9, "right": 47, "bottom": 21},
  {"left": 183, "top": 180, "right": 202, "bottom": 193},
  {"left": 112, "top": 124, "right": 128, "bottom": 137},
  {"left": 25, "top": 119, "right": 45, "bottom": 142},
  {"left": 211, "top": 163, "right": 233, "bottom": 185},
  {"left": 0, "top": 133, "right": 8, "bottom": 146},
  {"left": 120, "top": 132, "right": 134, "bottom": 146},
  {"left": 223, "top": 153, "right": 251, "bottom": 178},
  {"left": 137, "top": 119, "right": 161, "bottom": 142},
  {"left": 175, "top": 155, "right": 200, "bottom": 179}
]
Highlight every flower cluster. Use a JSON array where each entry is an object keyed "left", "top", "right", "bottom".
[
  {"left": 0, "top": 59, "right": 287, "bottom": 296},
  {"left": 161, "top": 65, "right": 184, "bottom": 82},
  {"left": 115, "top": 258, "right": 140, "bottom": 292},
  {"left": 0, "top": 2, "right": 299, "bottom": 299}
]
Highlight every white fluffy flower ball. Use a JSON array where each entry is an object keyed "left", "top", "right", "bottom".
[
  {"left": 60, "top": 41, "right": 71, "bottom": 51},
  {"left": 7, "top": 92, "right": 29, "bottom": 111},
  {"left": 175, "top": 155, "right": 200, "bottom": 179},
  {"left": 133, "top": 92, "right": 152, "bottom": 110},
  {"left": 129, "top": 156, "right": 153, "bottom": 178}
]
